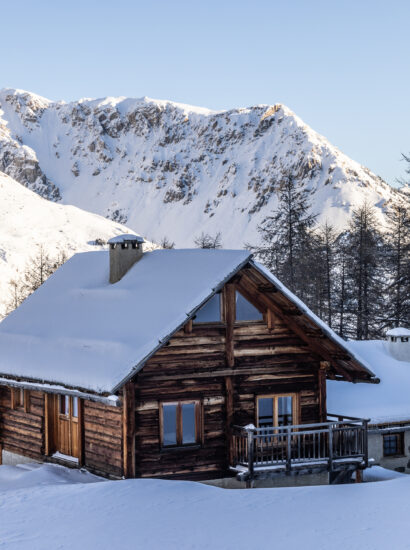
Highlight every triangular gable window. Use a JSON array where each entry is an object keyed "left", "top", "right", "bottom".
[
  {"left": 193, "top": 293, "right": 221, "bottom": 323},
  {"left": 236, "top": 291, "right": 263, "bottom": 322}
]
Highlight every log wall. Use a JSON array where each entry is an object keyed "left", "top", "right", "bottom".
[
  {"left": 0, "top": 387, "right": 45, "bottom": 460},
  {"left": 83, "top": 400, "right": 123, "bottom": 478},
  {"left": 132, "top": 306, "right": 322, "bottom": 480}
]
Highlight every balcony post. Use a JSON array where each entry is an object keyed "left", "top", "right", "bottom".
[
  {"left": 328, "top": 426, "right": 333, "bottom": 472},
  {"left": 363, "top": 419, "right": 369, "bottom": 468},
  {"left": 246, "top": 426, "right": 255, "bottom": 485},
  {"left": 286, "top": 426, "right": 292, "bottom": 474}
]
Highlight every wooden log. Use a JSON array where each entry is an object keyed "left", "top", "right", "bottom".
[
  {"left": 224, "top": 284, "right": 236, "bottom": 368},
  {"left": 225, "top": 376, "right": 233, "bottom": 466},
  {"left": 319, "top": 361, "right": 329, "bottom": 422},
  {"left": 122, "top": 381, "right": 136, "bottom": 478}
]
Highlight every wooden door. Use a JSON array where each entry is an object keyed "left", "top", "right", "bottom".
[{"left": 57, "top": 395, "right": 79, "bottom": 458}]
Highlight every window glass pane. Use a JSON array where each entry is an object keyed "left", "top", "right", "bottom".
[
  {"left": 60, "top": 395, "right": 69, "bottom": 415},
  {"left": 383, "top": 434, "right": 402, "bottom": 456},
  {"left": 72, "top": 397, "right": 79, "bottom": 418},
  {"left": 19, "top": 389, "right": 25, "bottom": 407},
  {"left": 194, "top": 294, "right": 221, "bottom": 323},
  {"left": 182, "top": 403, "right": 196, "bottom": 444},
  {"left": 258, "top": 398, "right": 274, "bottom": 427},
  {"left": 236, "top": 291, "right": 263, "bottom": 321},
  {"left": 163, "top": 404, "right": 177, "bottom": 446},
  {"left": 277, "top": 396, "right": 293, "bottom": 426}
]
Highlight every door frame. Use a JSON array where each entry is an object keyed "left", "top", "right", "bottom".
[{"left": 44, "top": 393, "right": 83, "bottom": 465}]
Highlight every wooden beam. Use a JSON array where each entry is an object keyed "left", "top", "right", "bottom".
[
  {"left": 44, "top": 393, "right": 55, "bottom": 456},
  {"left": 224, "top": 284, "right": 235, "bottom": 368},
  {"left": 184, "top": 320, "right": 193, "bottom": 334},
  {"left": 225, "top": 376, "right": 234, "bottom": 467},
  {"left": 122, "top": 381, "right": 136, "bottom": 478},
  {"left": 78, "top": 399, "right": 84, "bottom": 467},
  {"left": 23, "top": 390, "right": 30, "bottom": 413},
  {"left": 318, "top": 361, "right": 329, "bottom": 422},
  {"left": 267, "top": 309, "right": 275, "bottom": 332}
]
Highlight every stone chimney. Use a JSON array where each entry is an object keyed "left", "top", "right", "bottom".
[
  {"left": 108, "top": 234, "right": 145, "bottom": 284},
  {"left": 385, "top": 327, "right": 410, "bottom": 362}
]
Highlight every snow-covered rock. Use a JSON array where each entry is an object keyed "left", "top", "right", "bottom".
[
  {"left": 0, "top": 171, "right": 137, "bottom": 316},
  {"left": 0, "top": 88, "right": 408, "bottom": 248}
]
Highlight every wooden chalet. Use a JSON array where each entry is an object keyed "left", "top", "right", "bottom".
[{"left": 0, "top": 235, "right": 378, "bottom": 484}]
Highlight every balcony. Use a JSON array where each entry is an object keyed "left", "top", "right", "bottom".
[{"left": 230, "top": 414, "right": 369, "bottom": 484}]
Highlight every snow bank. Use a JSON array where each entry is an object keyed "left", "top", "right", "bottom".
[
  {"left": 328, "top": 340, "right": 410, "bottom": 423},
  {"left": 0, "top": 249, "right": 250, "bottom": 393},
  {"left": 1, "top": 463, "right": 410, "bottom": 550}
]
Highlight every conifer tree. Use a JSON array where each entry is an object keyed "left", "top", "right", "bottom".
[
  {"left": 251, "top": 175, "right": 317, "bottom": 302},
  {"left": 343, "top": 203, "right": 385, "bottom": 339},
  {"left": 384, "top": 203, "right": 410, "bottom": 327}
]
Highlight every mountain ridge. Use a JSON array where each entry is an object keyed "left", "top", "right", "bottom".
[{"left": 0, "top": 88, "right": 407, "bottom": 248}]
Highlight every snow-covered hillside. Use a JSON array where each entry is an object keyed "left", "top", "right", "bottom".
[
  {"left": 0, "top": 171, "right": 136, "bottom": 316},
  {"left": 0, "top": 88, "right": 407, "bottom": 248}
]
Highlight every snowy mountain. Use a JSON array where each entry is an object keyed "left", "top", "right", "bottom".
[
  {"left": 0, "top": 171, "right": 136, "bottom": 316},
  {"left": 0, "top": 88, "right": 408, "bottom": 247}
]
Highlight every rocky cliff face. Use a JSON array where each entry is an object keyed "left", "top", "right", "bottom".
[{"left": 0, "top": 88, "right": 407, "bottom": 247}]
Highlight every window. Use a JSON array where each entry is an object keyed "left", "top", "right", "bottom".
[
  {"left": 59, "top": 395, "right": 78, "bottom": 417},
  {"left": 193, "top": 293, "right": 221, "bottom": 323},
  {"left": 11, "top": 388, "right": 29, "bottom": 411},
  {"left": 161, "top": 401, "right": 201, "bottom": 448},
  {"left": 401, "top": 337, "right": 409, "bottom": 343},
  {"left": 383, "top": 433, "right": 404, "bottom": 457},
  {"left": 257, "top": 395, "right": 297, "bottom": 428},
  {"left": 235, "top": 291, "right": 263, "bottom": 322}
]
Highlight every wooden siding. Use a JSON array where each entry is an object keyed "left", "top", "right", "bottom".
[
  {"left": 0, "top": 387, "right": 45, "bottom": 460},
  {"left": 0, "top": 387, "right": 123, "bottom": 478},
  {"left": 83, "top": 400, "right": 123, "bottom": 478},
  {"left": 132, "top": 302, "right": 322, "bottom": 480}
]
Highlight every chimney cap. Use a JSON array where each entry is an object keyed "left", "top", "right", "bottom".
[
  {"left": 386, "top": 327, "right": 410, "bottom": 338},
  {"left": 108, "top": 234, "right": 145, "bottom": 245}
]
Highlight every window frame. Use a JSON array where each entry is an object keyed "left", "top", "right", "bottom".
[
  {"left": 159, "top": 400, "right": 202, "bottom": 449},
  {"left": 383, "top": 432, "right": 404, "bottom": 457},
  {"left": 235, "top": 289, "right": 264, "bottom": 324},
  {"left": 256, "top": 393, "right": 299, "bottom": 428},
  {"left": 11, "top": 388, "right": 29, "bottom": 412},
  {"left": 192, "top": 293, "right": 224, "bottom": 325}
]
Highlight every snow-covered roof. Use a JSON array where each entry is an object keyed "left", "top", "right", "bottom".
[
  {"left": 386, "top": 327, "right": 410, "bottom": 337},
  {"left": 328, "top": 340, "right": 410, "bottom": 424},
  {"left": 0, "top": 249, "right": 250, "bottom": 394}
]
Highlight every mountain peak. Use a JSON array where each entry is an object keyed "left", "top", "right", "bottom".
[{"left": 0, "top": 89, "right": 407, "bottom": 248}]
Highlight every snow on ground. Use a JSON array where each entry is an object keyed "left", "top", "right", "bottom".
[{"left": 1, "top": 463, "right": 410, "bottom": 550}]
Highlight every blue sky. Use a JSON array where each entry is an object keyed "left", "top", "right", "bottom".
[{"left": 1, "top": 0, "right": 409, "bottom": 186}]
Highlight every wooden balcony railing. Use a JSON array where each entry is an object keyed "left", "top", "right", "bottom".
[{"left": 230, "top": 414, "right": 369, "bottom": 480}]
